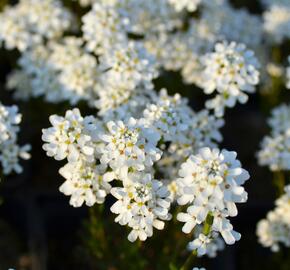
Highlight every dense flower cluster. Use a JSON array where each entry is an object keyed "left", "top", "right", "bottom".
[
  {"left": 42, "top": 90, "right": 226, "bottom": 243},
  {"left": 6, "top": 37, "right": 158, "bottom": 113},
  {"left": 1, "top": 0, "right": 264, "bottom": 119},
  {"left": 41, "top": 108, "right": 169, "bottom": 241},
  {"left": 257, "top": 104, "right": 290, "bottom": 171},
  {"left": 0, "top": 103, "right": 30, "bottom": 175},
  {"left": 110, "top": 173, "right": 171, "bottom": 242},
  {"left": 257, "top": 184, "right": 290, "bottom": 251},
  {"left": 200, "top": 42, "right": 260, "bottom": 117},
  {"left": 262, "top": 0, "right": 290, "bottom": 44},
  {"left": 0, "top": 0, "right": 72, "bottom": 51},
  {"left": 177, "top": 148, "right": 249, "bottom": 250}
]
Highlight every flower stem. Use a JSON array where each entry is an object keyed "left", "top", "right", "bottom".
[
  {"left": 273, "top": 170, "right": 285, "bottom": 196},
  {"left": 179, "top": 213, "right": 213, "bottom": 270},
  {"left": 202, "top": 212, "right": 214, "bottom": 236},
  {"left": 180, "top": 250, "right": 197, "bottom": 270}
]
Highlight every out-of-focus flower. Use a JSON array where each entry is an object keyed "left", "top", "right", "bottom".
[
  {"left": 0, "top": 0, "right": 73, "bottom": 51},
  {"left": 200, "top": 41, "right": 260, "bottom": 117},
  {"left": 257, "top": 185, "right": 290, "bottom": 251},
  {"left": 258, "top": 104, "right": 290, "bottom": 171},
  {"left": 0, "top": 103, "right": 30, "bottom": 175},
  {"left": 263, "top": 4, "right": 290, "bottom": 44}
]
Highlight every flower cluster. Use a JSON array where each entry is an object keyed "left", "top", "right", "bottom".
[
  {"left": 42, "top": 108, "right": 113, "bottom": 207},
  {"left": 3, "top": 0, "right": 264, "bottom": 119},
  {"left": 41, "top": 89, "right": 227, "bottom": 244},
  {"left": 177, "top": 148, "right": 249, "bottom": 248},
  {"left": 7, "top": 37, "right": 158, "bottom": 113},
  {"left": 110, "top": 173, "right": 171, "bottom": 242},
  {"left": 257, "top": 104, "right": 290, "bottom": 171},
  {"left": 257, "top": 184, "right": 290, "bottom": 252},
  {"left": 0, "top": 0, "right": 72, "bottom": 51},
  {"left": 188, "top": 229, "right": 225, "bottom": 258},
  {"left": 0, "top": 103, "right": 30, "bottom": 175},
  {"left": 42, "top": 108, "right": 172, "bottom": 241},
  {"left": 143, "top": 90, "right": 224, "bottom": 184},
  {"left": 262, "top": 1, "right": 290, "bottom": 44},
  {"left": 200, "top": 42, "right": 260, "bottom": 117}
]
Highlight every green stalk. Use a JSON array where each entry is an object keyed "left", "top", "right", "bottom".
[
  {"left": 273, "top": 170, "right": 285, "bottom": 196},
  {"left": 179, "top": 213, "right": 213, "bottom": 270}
]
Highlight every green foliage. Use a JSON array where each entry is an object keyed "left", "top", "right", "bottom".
[{"left": 75, "top": 204, "right": 203, "bottom": 270}]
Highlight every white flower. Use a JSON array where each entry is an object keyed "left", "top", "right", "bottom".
[
  {"left": 257, "top": 185, "right": 290, "bottom": 251},
  {"left": 188, "top": 229, "right": 225, "bottom": 258},
  {"left": 268, "top": 103, "right": 290, "bottom": 135},
  {"left": 99, "top": 117, "right": 161, "bottom": 177},
  {"left": 257, "top": 104, "right": 290, "bottom": 171},
  {"left": 0, "top": 0, "right": 73, "bottom": 51},
  {"left": 0, "top": 104, "right": 21, "bottom": 144},
  {"left": 200, "top": 41, "right": 260, "bottom": 117},
  {"left": 263, "top": 4, "right": 290, "bottom": 44},
  {"left": 143, "top": 89, "right": 194, "bottom": 144},
  {"left": 42, "top": 108, "right": 94, "bottom": 163},
  {"left": 177, "top": 147, "right": 249, "bottom": 245},
  {"left": 0, "top": 143, "right": 31, "bottom": 175},
  {"left": 116, "top": 0, "right": 182, "bottom": 36},
  {"left": 0, "top": 103, "right": 31, "bottom": 175},
  {"left": 188, "top": 233, "right": 211, "bottom": 256},
  {"left": 110, "top": 172, "right": 171, "bottom": 242},
  {"left": 12, "top": 39, "right": 102, "bottom": 105},
  {"left": 93, "top": 42, "right": 158, "bottom": 113},
  {"left": 201, "top": 4, "right": 263, "bottom": 47},
  {"left": 81, "top": 1, "right": 127, "bottom": 54},
  {"left": 98, "top": 41, "right": 158, "bottom": 91},
  {"left": 59, "top": 162, "right": 115, "bottom": 207},
  {"left": 257, "top": 133, "right": 290, "bottom": 171}
]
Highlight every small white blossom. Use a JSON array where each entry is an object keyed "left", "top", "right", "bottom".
[
  {"left": 42, "top": 108, "right": 95, "bottom": 163},
  {"left": 188, "top": 233, "right": 211, "bottom": 256},
  {"left": 59, "top": 162, "right": 115, "bottom": 207},
  {"left": 188, "top": 229, "right": 225, "bottom": 258},
  {"left": 110, "top": 172, "right": 171, "bottom": 242},
  {"left": 81, "top": 1, "right": 128, "bottom": 54},
  {"left": 99, "top": 117, "right": 161, "bottom": 178},
  {"left": 143, "top": 89, "right": 194, "bottom": 144},
  {"left": 0, "top": 104, "right": 21, "bottom": 144}
]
